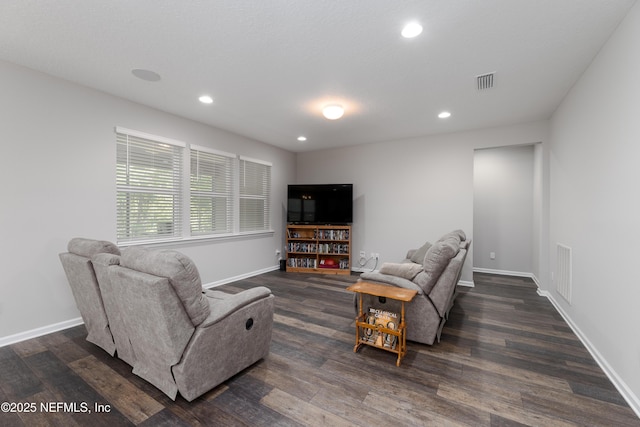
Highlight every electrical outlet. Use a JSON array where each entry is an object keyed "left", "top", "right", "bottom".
[
  {"left": 490, "top": 252, "right": 496, "bottom": 260},
  {"left": 374, "top": 253, "right": 379, "bottom": 260},
  {"left": 360, "top": 251, "right": 366, "bottom": 258}
]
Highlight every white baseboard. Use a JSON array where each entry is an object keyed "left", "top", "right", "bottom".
[
  {"left": 8, "top": 265, "right": 636, "bottom": 419},
  {"left": 202, "top": 264, "right": 280, "bottom": 289},
  {"left": 0, "top": 317, "right": 84, "bottom": 348},
  {"left": 473, "top": 267, "right": 533, "bottom": 278},
  {"left": 458, "top": 280, "right": 475, "bottom": 288},
  {"left": 535, "top": 292, "right": 640, "bottom": 418},
  {"left": 0, "top": 265, "right": 282, "bottom": 349},
  {"left": 473, "top": 267, "right": 540, "bottom": 286},
  {"left": 475, "top": 268, "right": 639, "bottom": 416}
]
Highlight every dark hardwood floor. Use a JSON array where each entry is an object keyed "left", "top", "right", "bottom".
[{"left": 1, "top": 271, "right": 638, "bottom": 426}]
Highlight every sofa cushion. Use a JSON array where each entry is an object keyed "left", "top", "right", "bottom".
[
  {"left": 379, "top": 262, "right": 423, "bottom": 280},
  {"left": 409, "top": 241, "right": 432, "bottom": 264},
  {"left": 436, "top": 229, "right": 466, "bottom": 243},
  {"left": 414, "top": 237, "right": 460, "bottom": 294},
  {"left": 68, "top": 237, "right": 120, "bottom": 257},
  {"left": 120, "top": 247, "right": 210, "bottom": 326}
]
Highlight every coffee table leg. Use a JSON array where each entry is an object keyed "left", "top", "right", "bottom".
[
  {"left": 354, "top": 293, "right": 363, "bottom": 352},
  {"left": 397, "top": 301, "right": 406, "bottom": 366}
]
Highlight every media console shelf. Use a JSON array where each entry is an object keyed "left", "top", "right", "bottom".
[{"left": 286, "top": 224, "right": 351, "bottom": 275}]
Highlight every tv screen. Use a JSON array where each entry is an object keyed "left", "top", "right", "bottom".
[{"left": 287, "top": 184, "right": 353, "bottom": 224}]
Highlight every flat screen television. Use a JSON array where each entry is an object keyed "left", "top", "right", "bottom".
[{"left": 287, "top": 184, "right": 353, "bottom": 224}]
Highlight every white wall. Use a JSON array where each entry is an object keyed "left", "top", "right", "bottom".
[
  {"left": 296, "top": 121, "right": 549, "bottom": 284},
  {"left": 549, "top": 1, "right": 640, "bottom": 412},
  {"left": 0, "top": 60, "right": 295, "bottom": 340},
  {"left": 473, "top": 144, "right": 535, "bottom": 274}
]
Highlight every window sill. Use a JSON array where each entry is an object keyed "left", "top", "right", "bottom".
[{"left": 118, "top": 230, "right": 275, "bottom": 249}]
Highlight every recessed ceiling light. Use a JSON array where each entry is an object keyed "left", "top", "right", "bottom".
[
  {"left": 322, "top": 104, "right": 344, "bottom": 120},
  {"left": 401, "top": 22, "right": 423, "bottom": 38},
  {"left": 131, "top": 69, "right": 161, "bottom": 82},
  {"left": 297, "top": 136, "right": 307, "bottom": 142},
  {"left": 199, "top": 95, "right": 214, "bottom": 104},
  {"left": 438, "top": 111, "right": 452, "bottom": 119}
]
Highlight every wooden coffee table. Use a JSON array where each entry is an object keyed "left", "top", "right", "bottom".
[{"left": 347, "top": 281, "right": 417, "bottom": 366}]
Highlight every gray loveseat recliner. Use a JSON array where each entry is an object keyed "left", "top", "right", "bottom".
[
  {"left": 60, "top": 239, "right": 274, "bottom": 402},
  {"left": 59, "top": 238, "right": 120, "bottom": 356},
  {"left": 358, "top": 230, "right": 470, "bottom": 345},
  {"left": 107, "top": 247, "right": 274, "bottom": 401}
]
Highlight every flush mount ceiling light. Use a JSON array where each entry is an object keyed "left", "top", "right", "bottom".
[
  {"left": 131, "top": 68, "right": 161, "bottom": 82},
  {"left": 198, "top": 95, "right": 214, "bottom": 104},
  {"left": 438, "top": 111, "right": 452, "bottom": 119},
  {"left": 322, "top": 104, "right": 344, "bottom": 120},
  {"left": 401, "top": 22, "right": 423, "bottom": 38},
  {"left": 297, "top": 136, "right": 307, "bottom": 142}
]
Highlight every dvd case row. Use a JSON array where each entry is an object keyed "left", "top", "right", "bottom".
[
  {"left": 287, "top": 242, "right": 317, "bottom": 253},
  {"left": 337, "top": 258, "right": 350, "bottom": 269},
  {"left": 316, "top": 229, "right": 350, "bottom": 240},
  {"left": 287, "top": 258, "right": 317, "bottom": 268},
  {"left": 317, "top": 243, "right": 349, "bottom": 254}
]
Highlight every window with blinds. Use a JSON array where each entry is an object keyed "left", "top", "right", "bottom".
[
  {"left": 190, "top": 146, "right": 235, "bottom": 235},
  {"left": 239, "top": 157, "right": 272, "bottom": 232},
  {"left": 116, "top": 128, "right": 273, "bottom": 243},
  {"left": 116, "top": 127, "right": 185, "bottom": 243}
]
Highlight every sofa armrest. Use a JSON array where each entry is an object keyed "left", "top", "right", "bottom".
[
  {"left": 200, "top": 286, "right": 272, "bottom": 327},
  {"left": 203, "top": 289, "right": 231, "bottom": 300},
  {"left": 358, "top": 272, "right": 423, "bottom": 295}
]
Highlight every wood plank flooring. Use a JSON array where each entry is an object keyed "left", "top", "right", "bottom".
[{"left": 1, "top": 271, "right": 638, "bottom": 426}]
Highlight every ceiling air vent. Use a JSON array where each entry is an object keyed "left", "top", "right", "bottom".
[{"left": 476, "top": 72, "right": 495, "bottom": 90}]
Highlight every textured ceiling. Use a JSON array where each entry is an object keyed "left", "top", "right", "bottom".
[{"left": 0, "top": 0, "right": 636, "bottom": 152}]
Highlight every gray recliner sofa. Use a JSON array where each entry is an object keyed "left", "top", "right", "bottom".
[
  {"left": 106, "top": 246, "right": 274, "bottom": 401},
  {"left": 358, "top": 230, "right": 470, "bottom": 345},
  {"left": 59, "top": 238, "right": 119, "bottom": 355},
  {"left": 92, "top": 251, "right": 136, "bottom": 365},
  {"left": 60, "top": 238, "right": 275, "bottom": 401}
]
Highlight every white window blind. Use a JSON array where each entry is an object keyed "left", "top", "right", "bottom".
[
  {"left": 190, "top": 146, "right": 235, "bottom": 235},
  {"left": 239, "top": 156, "right": 272, "bottom": 232},
  {"left": 116, "top": 128, "right": 185, "bottom": 243}
]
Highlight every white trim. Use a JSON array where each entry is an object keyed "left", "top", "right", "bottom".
[
  {"left": 0, "top": 264, "right": 281, "bottom": 349},
  {"left": 0, "top": 317, "right": 84, "bottom": 348},
  {"left": 239, "top": 155, "right": 273, "bottom": 167},
  {"left": 477, "top": 268, "right": 640, "bottom": 416},
  {"left": 458, "top": 280, "right": 475, "bottom": 288},
  {"left": 473, "top": 268, "right": 541, "bottom": 289},
  {"left": 114, "top": 126, "right": 187, "bottom": 147},
  {"left": 118, "top": 229, "right": 275, "bottom": 249},
  {"left": 190, "top": 144, "right": 236, "bottom": 158},
  {"left": 473, "top": 267, "right": 535, "bottom": 279},
  {"left": 538, "top": 290, "right": 640, "bottom": 418},
  {"left": 203, "top": 264, "right": 280, "bottom": 288}
]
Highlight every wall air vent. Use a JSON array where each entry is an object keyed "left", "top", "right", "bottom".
[
  {"left": 476, "top": 72, "right": 495, "bottom": 90},
  {"left": 556, "top": 243, "right": 572, "bottom": 304}
]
